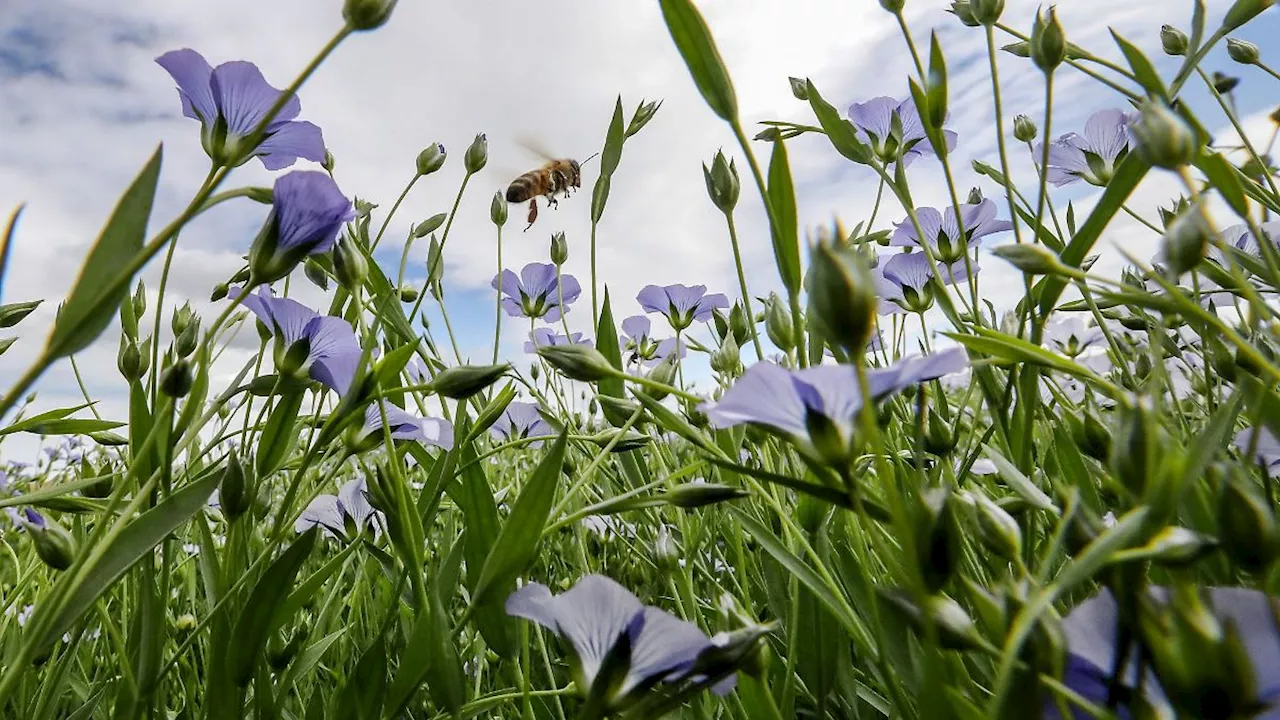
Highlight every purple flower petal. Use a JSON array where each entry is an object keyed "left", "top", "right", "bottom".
[
  {"left": 667, "top": 284, "right": 708, "bottom": 315},
  {"left": 882, "top": 251, "right": 933, "bottom": 292},
  {"left": 256, "top": 120, "right": 326, "bottom": 170},
  {"left": 295, "top": 494, "right": 345, "bottom": 537},
  {"left": 208, "top": 60, "right": 301, "bottom": 138},
  {"left": 625, "top": 606, "right": 718, "bottom": 696},
  {"left": 155, "top": 49, "right": 217, "bottom": 123},
  {"left": 520, "top": 263, "right": 559, "bottom": 300},
  {"left": 500, "top": 297, "right": 525, "bottom": 318},
  {"left": 847, "top": 96, "right": 897, "bottom": 139},
  {"left": 890, "top": 206, "right": 941, "bottom": 247},
  {"left": 1082, "top": 108, "right": 1131, "bottom": 161},
  {"left": 792, "top": 365, "right": 864, "bottom": 424},
  {"left": 272, "top": 170, "right": 355, "bottom": 255},
  {"left": 700, "top": 362, "right": 808, "bottom": 438},
  {"left": 556, "top": 274, "right": 583, "bottom": 306},
  {"left": 493, "top": 269, "right": 522, "bottom": 299},
  {"left": 693, "top": 293, "right": 730, "bottom": 322},
  {"left": 621, "top": 315, "right": 651, "bottom": 341},
  {"left": 310, "top": 346, "right": 363, "bottom": 396},
  {"left": 337, "top": 478, "right": 375, "bottom": 530},
  {"left": 636, "top": 285, "right": 671, "bottom": 314},
  {"left": 303, "top": 316, "right": 359, "bottom": 361}
]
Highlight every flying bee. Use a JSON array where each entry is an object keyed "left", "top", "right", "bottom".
[{"left": 505, "top": 140, "right": 598, "bottom": 231}]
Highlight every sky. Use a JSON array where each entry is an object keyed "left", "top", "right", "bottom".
[{"left": 0, "top": 0, "right": 1277, "bottom": 462}]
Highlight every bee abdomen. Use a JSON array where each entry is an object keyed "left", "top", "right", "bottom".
[{"left": 506, "top": 183, "right": 529, "bottom": 203}]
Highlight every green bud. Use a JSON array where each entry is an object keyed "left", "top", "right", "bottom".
[
  {"left": 642, "top": 355, "right": 679, "bottom": 402},
  {"left": 665, "top": 482, "right": 750, "bottom": 508},
  {"left": 879, "top": 588, "right": 983, "bottom": 651},
  {"left": 924, "top": 409, "right": 957, "bottom": 456},
  {"left": 1130, "top": 101, "right": 1198, "bottom": 169},
  {"left": 916, "top": 487, "right": 962, "bottom": 593},
  {"left": 1002, "top": 41, "right": 1031, "bottom": 58},
  {"left": 0, "top": 300, "right": 41, "bottom": 329},
  {"left": 171, "top": 302, "right": 195, "bottom": 336},
  {"left": 343, "top": 0, "right": 397, "bottom": 30},
  {"left": 969, "top": 0, "right": 1004, "bottom": 25},
  {"left": 1226, "top": 38, "right": 1260, "bottom": 65},
  {"left": 950, "top": 1, "right": 979, "bottom": 26},
  {"left": 1221, "top": 0, "right": 1276, "bottom": 33},
  {"left": 83, "top": 467, "right": 114, "bottom": 498},
  {"left": 764, "top": 292, "right": 794, "bottom": 351},
  {"left": 398, "top": 285, "right": 419, "bottom": 303},
  {"left": 598, "top": 395, "right": 643, "bottom": 428},
  {"left": 412, "top": 213, "right": 446, "bottom": 241},
  {"left": 132, "top": 279, "right": 147, "bottom": 319},
  {"left": 464, "top": 133, "right": 488, "bottom": 174},
  {"left": 118, "top": 336, "right": 145, "bottom": 382},
  {"left": 416, "top": 143, "right": 446, "bottom": 176},
  {"left": 490, "top": 192, "right": 508, "bottom": 227},
  {"left": 331, "top": 233, "right": 368, "bottom": 291},
  {"left": 1135, "top": 526, "right": 1219, "bottom": 566},
  {"left": 210, "top": 283, "right": 230, "bottom": 302},
  {"left": 1013, "top": 114, "right": 1038, "bottom": 143},
  {"left": 709, "top": 332, "right": 740, "bottom": 375},
  {"left": 788, "top": 77, "right": 809, "bottom": 101},
  {"left": 431, "top": 363, "right": 510, "bottom": 400},
  {"left": 538, "top": 344, "right": 615, "bottom": 383},
  {"left": 809, "top": 239, "right": 876, "bottom": 357},
  {"left": 175, "top": 613, "right": 197, "bottom": 632},
  {"left": 220, "top": 449, "right": 254, "bottom": 521},
  {"left": 653, "top": 525, "right": 679, "bottom": 571},
  {"left": 1069, "top": 411, "right": 1112, "bottom": 461},
  {"left": 303, "top": 257, "right": 330, "bottom": 290},
  {"left": 975, "top": 492, "right": 1023, "bottom": 561},
  {"left": 1110, "top": 393, "right": 1157, "bottom": 496},
  {"left": 991, "top": 243, "right": 1064, "bottom": 276},
  {"left": 322, "top": 150, "right": 336, "bottom": 173},
  {"left": 175, "top": 321, "right": 200, "bottom": 359},
  {"left": 550, "top": 231, "right": 569, "bottom": 265},
  {"left": 1161, "top": 25, "right": 1189, "bottom": 55},
  {"left": 1217, "top": 465, "right": 1276, "bottom": 573},
  {"left": 1030, "top": 6, "right": 1067, "bottom": 72},
  {"left": 161, "top": 359, "right": 194, "bottom": 398},
  {"left": 703, "top": 150, "right": 740, "bottom": 214},
  {"left": 626, "top": 99, "right": 662, "bottom": 138},
  {"left": 22, "top": 512, "right": 75, "bottom": 571},
  {"left": 879, "top": 0, "right": 905, "bottom": 12},
  {"left": 1160, "top": 203, "right": 1211, "bottom": 275}
]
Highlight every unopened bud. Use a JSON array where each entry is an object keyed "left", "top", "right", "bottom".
[
  {"left": 1161, "top": 25, "right": 1189, "bottom": 56},
  {"left": 118, "top": 337, "right": 145, "bottom": 382},
  {"left": 809, "top": 240, "right": 876, "bottom": 357},
  {"left": 343, "top": 0, "right": 397, "bottom": 30},
  {"left": 653, "top": 525, "right": 680, "bottom": 570},
  {"left": 211, "top": 283, "right": 230, "bottom": 302},
  {"left": 415, "top": 143, "right": 446, "bottom": 176},
  {"left": 413, "top": 213, "right": 447, "bottom": 239},
  {"left": 991, "top": 243, "right": 1063, "bottom": 275},
  {"left": 490, "top": 192, "right": 508, "bottom": 227},
  {"left": 1030, "top": 6, "right": 1067, "bottom": 72},
  {"left": 161, "top": 359, "right": 194, "bottom": 398},
  {"left": 643, "top": 355, "right": 679, "bottom": 402},
  {"left": 332, "top": 233, "right": 368, "bottom": 290},
  {"left": 1160, "top": 204, "right": 1211, "bottom": 275},
  {"left": 464, "top": 133, "right": 488, "bottom": 174},
  {"left": 1013, "top": 114, "right": 1038, "bottom": 143},
  {"left": 303, "top": 257, "right": 330, "bottom": 290},
  {"left": 880, "top": 588, "right": 983, "bottom": 650},
  {"left": 1111, "top": 393, "right": 1156, "bottom": 496},
  {"left": 1129, "top": 101, "right": 1198, "bottom": 169},
  {"left": 1217, "top": 465, "right": 1276, "bottom": 573},
  {"left": 538, "top": 345, "right": 615, "bottom": 382},
  {"left": 969, "top": 0, "right": 1004, "bottom": 25},
  {"left": 950, "top": 1, "right": 980, "bottom": 26},
  {"left": 626, "top": 99, "right": 662, "bottom": 138},
  {"left": 703, "top": 150, "right": 740, "bottom": 214},
  {"left": 322, "top": 150, "right": 336, "bottom": 173},
  {"left": 916, "top": 487, "right": 962, "bottom": 593},
  {"left": 665, "top": 482, "right": 750, "bottom": 508},
  {"left": 431, "top": 363, "right": 510, "bottom": 400},
  {"left": 398, "top": 285, "right": 419, "bottom": 303},
  {"left": 175, "top": 322, "right": 200, "bottom": 359},
  {"left": 0, "top": 300, "right": 39, "bottom": 329},
  {"left": 788, "top": 77, "right": 809, "bottom": 101},
  {"left": 220, "top": 449, "right": 254, "bottom": 521},
  {"left": 20, "top": 510, "right": 75, "bottom": 571},
  {"left": 879, "top": 0, "right": 904, "bottom": 12},
  {"left": 709, "top": 332, "right": 740, "bottom": 375},
  {"left": 764, "top": 292, "right": 794, "bottom": 351},
  {"left": 132, "top": 279, "right": 147, "bottom": 319},
  {"left": 975, "top": 492, "right": 1023, "bottom": 561},
  {"left": 550, "top": 232, "right": 569, "bottom": 265}
]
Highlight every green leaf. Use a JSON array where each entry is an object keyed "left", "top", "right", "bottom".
[
  {"left": 277, "top": 629, "right": 344, "bottom": 697},
  {"left": 0, "top": 204, "right": 22, "bottom": 304},
  {"left": 982, "top": 445, "right": 1059, "bottom": 516},
  {"left": 470, "top": 431, "right": 568, "bottom": 609},
  {"left": 46, "top": 146, "right": 162, "bottom": 359},
  {"left": 448, "top": 440, "right": 516, "bottom": 658},
  {"left": 925, "top": 32, "right": 949, "bottom": 134},
  {"left": 1196, "top": 151, "right": 1250, "bottom": 219},
  {"left": 385, "top": 610, "right": 435, "bottom": 718},
  {"left": 335, "top": 636, "right": 387, "bottom": 720},
  {"left": 767, "top": 139, "right": 802, "bottom": 296},
  {"left": 1036, "top": 154, "right": 1150, "bottom": 314},
  {"left": 227, "top": 528, "right": 318, "bottom": 686},
  {"left": 596, "top": 288, "right": 625, "bottom": 399},
  {"left": 11, "top": 418, "right": 125, "bottom": 437},
  {"left": 39, "top": 471, "right": 220, "bottom": 650},
  {"left": 462, "top": 382, "right": 517, "bottom": 446},
  {"left": 0, "top": 403, "right": 95, "bottom": 436},
  {"left": 1182, "top": 389, "right": 1244, "bottom": 490},
  {"left": 805, "top": 80, "right": 872, "bottom": 164},
  {"left": 424, "top": 535, "right": 467, "bottom": 715},
  {"left": 255, "top": 390, "right": 305, "bottom": 477},
  {"left": 374, "top": 341, "right": 419, "bottom": 389},
  {"left": 658, "top": 0, "right": 738, "bottom": 121},
  {"left": 942, "top": 329, "right": 1112, "bottom": 396},
  {"left": 600, "top": 97, "right": 626, "bottom": 179},
  {"left": 1111, "top": 31, "right": 1168, "bottom": 99},
  {"left": 590, "top": 174, "right": 612, "bottom": 224}
]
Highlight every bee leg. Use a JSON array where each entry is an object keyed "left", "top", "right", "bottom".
[{"left": 524, "top": 199, "right": 538, "bottom": 232}]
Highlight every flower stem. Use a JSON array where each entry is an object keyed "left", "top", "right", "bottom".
[
  {"left": 371, "top": 173, "right": 419, "bottom": 252},
  {"left": 723, "top": 212, "right": 765, "bottom": 361},
  {"left": 493, "top": 224, "right": 504, "bottom": 364}
]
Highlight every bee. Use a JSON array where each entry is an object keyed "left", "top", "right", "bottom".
[{"left": 505, "top": 140, "right": 598, "bottom": 231}]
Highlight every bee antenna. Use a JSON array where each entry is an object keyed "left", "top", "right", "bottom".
[{"left": 580, "top": 152, "right": 601, "bottom": 167}]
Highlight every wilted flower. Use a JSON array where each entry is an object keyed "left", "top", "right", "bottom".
[
  {"left": 491, "top": 401, "right": 553, "bottom": 447},
  {"left": 295, "top": 478, "right": 383, "bottom": 540},
  {"left": 506, "top": 575, "right": 735, "bottom": 711},
  {"left": 699, "top": 348, "right": 969, "bottom": 464},
  {"left": 1036, "top": 109, "right": 1136, "bottom": 187},
  {"left": 846, "top": 95, "right": 958, "bottom": 167},
  {"left": 874, "top": 251, "right": 974, "bottom": 315},
  {"left": 1043, "top": 316, "right": 1104, "bottom": 357},
  {"left": 361, "top": 400, "right": 453, "bottom": 450},
  {"left": 620, "top": 315, "right": 686, "bottom": 367},
  {"left": 248, "top": 171, "right": 356, "bottom": 284},
  {"left": 493, "top": 263, "right": 582, "bottom": 322},
  {"left": 637, "top": 284, "right": 730, "bottom": 331},
  {"left": 156, "top": 49, "right": 326, "bottom": 169},
  {"left": 231, "top": 286, "right": 362, "bottom": 395},
  {"left": 890, "top": 199, "right": 1013, "bottom": 263},
  {"left": 524, "top": 328, "right": 590, "bottom": 354}
]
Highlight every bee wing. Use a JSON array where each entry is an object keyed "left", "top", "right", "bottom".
[{"left": 514, "top": 134, "right": 559, "bottom": 163}]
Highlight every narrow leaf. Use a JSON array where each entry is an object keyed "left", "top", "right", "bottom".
[
  {"left": 767, "top": 139, "right": 802, "bottom": 295},
  {"left": 228, "top": 528, "right": 318, "bottom": 686},
  {"left": 658, "top": 0, "right": 738, "bottom": 121}
]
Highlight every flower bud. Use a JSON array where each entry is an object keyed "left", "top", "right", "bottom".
[
  {"left": 118, "top": 336, "right": 145, "bottom": 382},
  {"left": 879, "top": 0, "right": 904, "bottom": 12},
  {"left": 703, "top": 150, "right": 740, "bottom": 214},
  {"left": 1160, "top": 204, "right": 1211, "bottom": 275},
  {"left": 1069, "top": 411, "right": 1111, "bottom": 461},
  {"left": 431, "top": 363, "right": 510, "bottom": 399},
  {"left": 463, "top": 133, "right": 488, "bottom": 174},
  {"left": 210, "top": 283, "right": 230, "bottom": 302},
  {"left": 709, "top": 332, "right": 740, "bottom": 375},
  {"left": 219, "top": 449, "right": 254, "bottom": 521},
  {"left": 809, "top": 239, "right": 876, "bottom": 357},
  {"left": 1110, "top": 393, "right": 1156, "bottom": 496},
  {"left": 175, "top": 321, "right": 200, "bottom": 359},
  {"left": 788, "top": 77, "right": 809, "bottom": 101},
  {"left": 332, "top": 233, "right": 369, "bottom": 290},
  {"left": 413, "top": 213, "right": 447, "bottom": 239},
  {"left": 343, "top": 0, "right": 397, "bottom": 30},
  {"left": 626, "top": 99, "right": 662, "bottom": 138},
  {"left": 322, "top": 150, "right": 336, "bottom": 173},
  {"left": 415, "top": 143, "right": 446, "bottom": 176},
  {"left": 1129, "top": 101, "right": 1198, "bottom": 169},
  {"left": 161, "top": 359, "right": 194, "bottom": 398},
  {"left": 1030, "top": 6, "right": 1067, "bottom": 72},
  {"left": 1217, "top": 464, "right": 1276, "bottom": 573},
  {"left": 538, "top": 344, "right": 615, "bottom": 382},
  {"left": 490, "top": 192, "right": 508, "bottom": 227},
  {"left": 550, "top": 231, "right": 569, "bottom": 265},
  {"left": 764, "top": 292, "right": 794, "bottom": 351},
  {"left": 950, "top": 1, "right": 980, "bottom": 26},
  {"left": 398, "top": 285, "right": 419, "bottom": 303},
  {"left": 0, "top": 301, "right": 38, "bottom": 330},
  {"left": 1013, "top": 114, "right": 1038, "bottom": 142},
  {"left": 20, "top": 510, "right": 75, "bottom": 571},
  {"left": 975, "top": 492, "right": 1023, "bottom": 561},
  {"left": 924, "top": 409, "right": 957, "bottom": 456},
  {"left": 171, "top": 302, "right": 195, "bottom": 337},
  {"left": 652, "top": 525, "right": 680, "bottom": 571},
  {"left": 916, "top": 487, "right": 962, "bottom": 593},
  {"left": 1161, "top": 25, "right": 1189, "bottom": 55},
  {"left": 643, "top": 355, "right": 680, "bottom": 402},
  {"left": 991, "top": 243, "right": 1064, "bottom": 275},
  {"left": 879, "top": 588, "right": 983, "bottom": 650},
  {"left": 665, "top": 482, "right": 750, "bottom": 508},
  {"left": 969, "top": 0, "right": 1004, "bottom": 25},
  {"left": 303, "top": 257, "right": 330, "bottom": 290},
  {"left": 133, "top": 279, "right": 147, "bottom": 319}
]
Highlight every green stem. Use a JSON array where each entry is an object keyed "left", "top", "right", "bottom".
[
  {"left": 723, "top": 212, "right": 765, "bottom": 361},
  {"left": 371, "top": 173, "right": 420, "bottom": 252},
  {"left": 493, "top": 223, "right": 504, "bottom": 364}
]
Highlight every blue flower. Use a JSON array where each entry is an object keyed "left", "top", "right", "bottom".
[
  {"left": 890, "top": 199, "right": 1013, "bottom": 264},
  {"left": 700, "top": 348, "right": 968, "bottom": 464},
  {"left": 620, "top": 315, "right": 686, "bottom": 367},
  {"left": 231, "top": 286, "right": 363, "bottom": 395},
  {"left": 637, "top": 284, "right": 729, "bottom": 332},
  {"left": 361, "top": 400, "right": 453, "bottom": 451},
  {"left": 491, "top": 401, "right": 552, "bottom": 447},
  {"left": 1036, "top": 109, "right": 1137, "bottom": 187},
  {"left": 847, "top": 95, "right": 957, "bottom": 168},
  {"left": 156, "top": 48, "right": 326, "bottom": 170},
  {"left": 249, "top": 170, "right": 356, "bottom": 284},
  {"left": 295, "top": 478, "right": 382, "bottom": 540},
  {"left": 505, "top": 574, "right": 735, "bottom": 710},
  {"left": 873, "top": 251, "right": 974, "bottom": 315},
  {"left": 493, "top": 263, "right": 582, "bottom": 322},
  {"left": 524, "top": 328, "right": 590, "bottom": 354}
]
